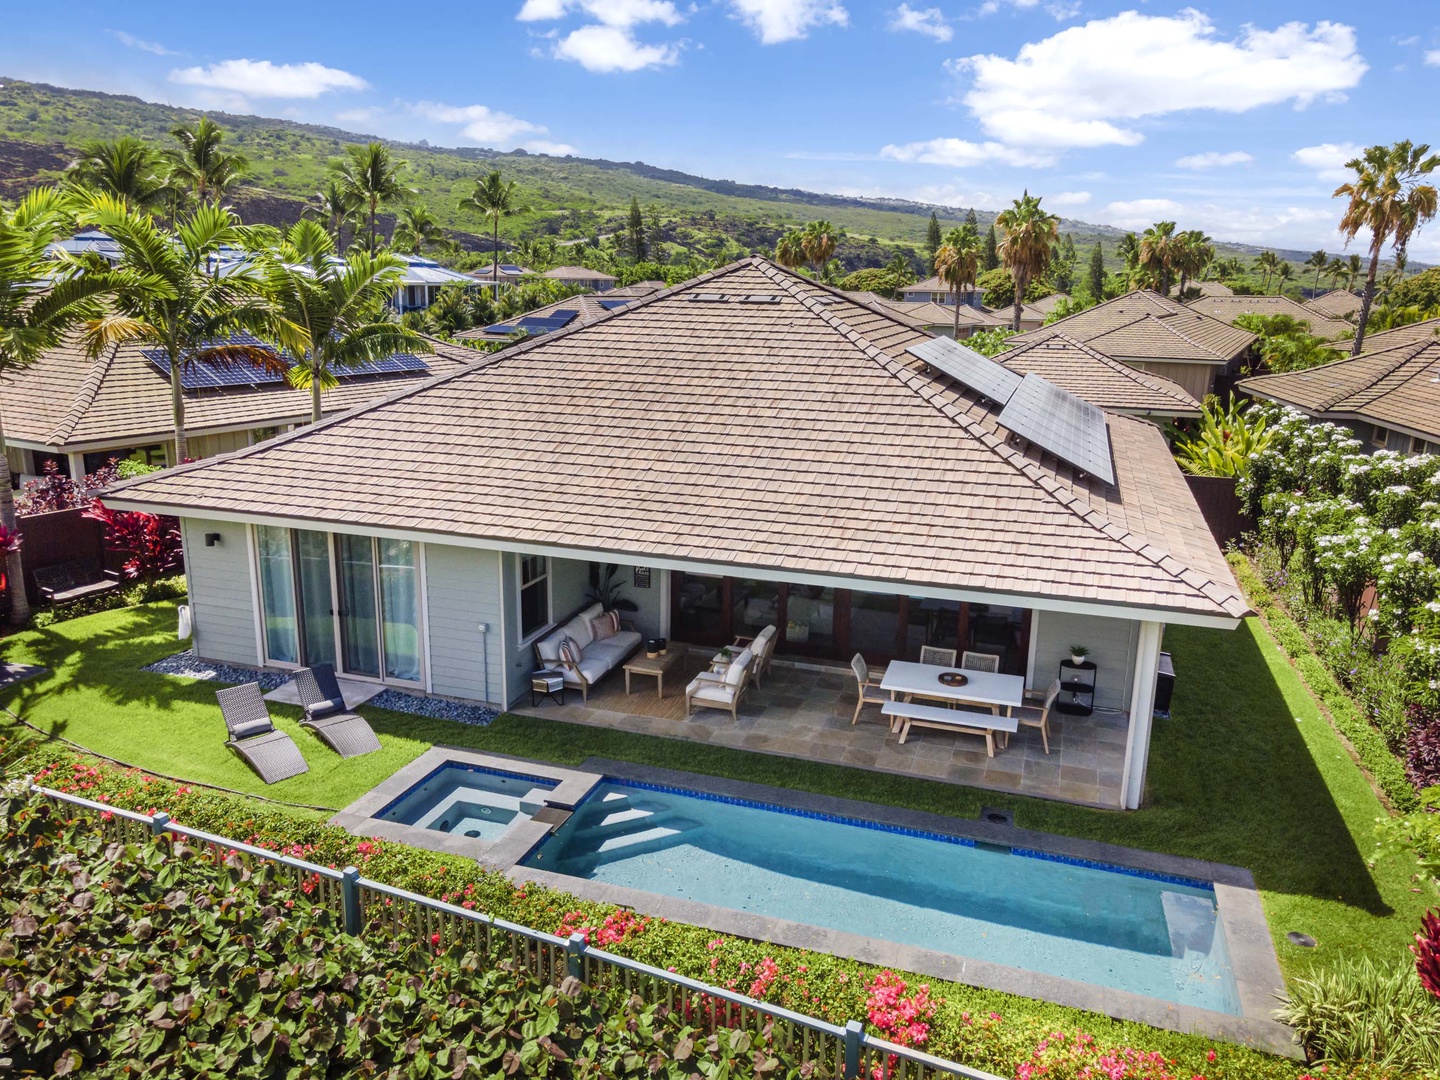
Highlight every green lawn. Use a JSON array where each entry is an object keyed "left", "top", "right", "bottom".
[{"left": 0, "top": 601, "right": 1429, "bottom": 981}]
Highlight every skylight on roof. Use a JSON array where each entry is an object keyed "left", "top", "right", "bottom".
[
  {"left": 688, "top": 293, "right": 728, "bottom": 303},
  {"left": 740, "top": 294, "right": 781, "bottom": 304}
]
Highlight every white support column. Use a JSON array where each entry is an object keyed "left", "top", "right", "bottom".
[
  {"left": 66, "top": 452, "right": 86, "bottom": 482},
  {"left": 1120, "top": 620, "right": 1164, "bottom": 810}
]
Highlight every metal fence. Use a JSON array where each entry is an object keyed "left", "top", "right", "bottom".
[{"left": 27, "top": 781, "right": 1003, "bottom": 1080}]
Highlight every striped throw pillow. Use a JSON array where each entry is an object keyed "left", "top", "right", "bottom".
[{"left": 558, "top": 636, "right": 582, "bottom": 667}]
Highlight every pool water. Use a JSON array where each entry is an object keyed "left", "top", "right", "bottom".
[
  {"left": 523, "top": 781, "right": 1240, "bottom": 1014},
  {"left": 380, "top": 764, "right": 557, "bottom": 841}
]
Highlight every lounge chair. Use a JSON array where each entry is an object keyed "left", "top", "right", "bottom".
[
  {"left": 850, "top": 653, "right": 889, "bottom": 726},
  {"left": 293, "top": 664, "right": 382, "bottom": 758},
  {"left": 215, "top": 683, "right": 309, "bottom": 784},
  {"left": 918, "top": 645, "right": 957, "bottom": 667},
  {"left": 686, "top": 650, "right": 753, "bottom": 722},
  {"left": 732, "top": 625, "right": 777, "bottom": 686},
  {"left": 961, "top": 650, "right": 1000, "bottom": 673}
]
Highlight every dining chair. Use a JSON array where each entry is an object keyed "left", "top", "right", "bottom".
[
  {"left": 850, "top": 653, "right": 889, "bottom": 726},
  {"left": 961, "top": 650, "right": 1000, "bottom": 673},
  {"left": 1011, "top": 679, "right": 1060, "bottom": 753},
  {"left": 918, "top": 645, "right": 957, "bottom": 667}
]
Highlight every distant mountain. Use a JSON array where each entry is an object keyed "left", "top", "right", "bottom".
[{"left": 0, "top": 77, "right": 1328, "bottom": 270}]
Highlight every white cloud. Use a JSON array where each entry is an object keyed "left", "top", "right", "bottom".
[
  {"left": 1174, "top": 150, "right": 1255, "bottom": 169},
  {"left": 890, "top": 4, "right": 951, "bottom": 42},
  {"left": 1292, "top": 142, "right": 1364, "bottom": 182},
  {"left": 1396, "top": 35, "right": 1419, "bottom": 47},
  {"left": 974, "top": 0, "right": 1080, "bottom": 20},
  {"left": 168, "top": 59, "right": 367, "bottom": 99},
  {"left": 1047, "top": 190, "right": 1091, "bottom": 206},
  {"left": 727, "top": 0, "right": 848, "bottom": 44},
  {"left": 335, "top": 107, "right": 383, "bottom": 124},
  {"left": 521, "top": 139, "right": 579, "bottom": 156},
  {"left": 552, "top": 25, "right": 680, "bottom": 70},
  {"left": 1096, "top": 198, "right": 1184, "bottom": 230},
  {"left": 880, "top": 137, "right": 1057, "bottom": 168},
  {"left": 412, "top": 102, "right": 576, "bottom": 153},
  {"left": 948, "top": 11, "right": 1365, "bottom": 154},
  {"left": 517, "top": 0, "right": 682, "bottom": 27},
  {"left": 1426, "top": 50, "right": 1440, "bottom": 66},
  {"left": 107, "top": 30, "right": 177, "bottom": 56}
]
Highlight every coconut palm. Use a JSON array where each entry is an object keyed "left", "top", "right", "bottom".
[
  {"left": 933, "top": 225, "right": 981, "bottom": 337},
  {"left": 1138, "top": 221, "right": 1178, "bottom": 296},
  {"left": 1253, "top": 251, "right": 1280, "bottom": 293},
  {"left": 1305, "top": 249, "right": 1329, "bottom": 295},
  {"left": 1325, "top": 256, "right": 1347, "bottom": 289},
  {"left": 333, "top": 142, "right": 411, "bottom": 255},
  {"left": 1174, "top": 230, "right": 1213, "bottom": 297},
  {"left": 1117, "top": 232, "right": 1140, "bottom": 276},
  {"left": 65, "top": 137, "right": 169, "bottom": 213},
  {"left": 165, "top": 117, "right": 249, "bottom": 206},
  {"left": 1275, "top": 261, "right": 1295, "bottom": 293},
  {"left": 259, "top": 220, "right": 431, "bottom": 424},
  {"left": 800, "top": 220, "right": 841, "bottom": 278},
  {"left": 305, "top": 177, "right": 361, "bottom": 251},
  {"left": 392, "top": 203, "right": 453, "bottom": 256},
  {"left": 459, "top": 170, "right": 529, "bottom": 289},
  {"left": 995, "top": 192, "right": 1059, "bottom": 332},
  {"left": 0, "top": 188, "right": 117, "bottom": 622},
  {"left": 774, "top": 229, "right": 805, "bottom": 270},
  {"left": 1345, "top": 253, "right": 1363, "bottom": 291},
  {"left": 72, "top": 193, "right": 292, "bottom": 462},
  {"left": 1335, "top": 140, "right": 1440, "bottom": 354}
]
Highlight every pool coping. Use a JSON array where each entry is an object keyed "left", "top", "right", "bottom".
[
  {"left": 330, "top": 747, "right": 604, "bottom": 870},
  {"left": 508, "top": 758, "right": 1299, "bottom": 1059}
]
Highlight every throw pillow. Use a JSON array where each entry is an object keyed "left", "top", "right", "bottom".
[
  {"left": 590, "top": 614, "right": 617, "bottom": 642},
  {"left": 558, "top": 636, "right": 582, "bottom": 668}
]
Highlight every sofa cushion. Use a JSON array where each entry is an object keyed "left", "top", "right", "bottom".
[
  {"left": 689, "top": 680, "right": 735, "bottom": 704},
  {"left": 229, "top": 718, "right": 274, "bottom": 741},
  {"left": 536, "top": 632, "right": 563, "bottom": 664},
  {"left": 560, "top": 615, "right": 592, "bottom": 650},
  {"left": 575, "top": 654, "right": 612, "bottom": 684},
  {"left": 583, "top": 638, "right": 630, "bottom": 667},
  {"left": 724, "top": 650, "right": 752, "bottom": 687},
  {"left": 590, "top": 614, "right": 617, "bottom": 642}
]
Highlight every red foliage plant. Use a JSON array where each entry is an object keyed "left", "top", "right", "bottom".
[
  {"left": 0, "top": 525, "right": 20, "bottom": 555},
  {"left": 81, "top": 500, "right": 182, "bottom": 584},
  {"left": 15, "top": 459, "right": 119, "bottom": 516},
  {"left": 1415, "top": 908, "right": 1440, "bottom": 1000}
]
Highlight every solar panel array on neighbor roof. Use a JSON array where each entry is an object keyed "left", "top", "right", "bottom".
[
  {"left": 906, "top": 336, "right": 1023, "bottom": 404},
  {"left": 999, "top": 373, "right": 1115, "bottom": 485},
  {"left": 143, "top": 333, "right": 286, "bottom": 391},
  {"left": 335, "top": 353, "right": 430, "bottom": 378}
]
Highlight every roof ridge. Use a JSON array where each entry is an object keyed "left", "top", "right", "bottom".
[
  {"left": 756, "top": 262, "right": 1245, "bottom": 618},
  {"left": 1340, "top": 339, "right": 1440, "bottom": 410},
  {"left": 48, "top": 341, "right": 120, "bottom": 444},
  {"left": 1010, "top": 332, "right": 1199, "bottom": 408}
]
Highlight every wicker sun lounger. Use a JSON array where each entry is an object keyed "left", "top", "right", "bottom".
[
  {"left": 215, "top": 683, "right": 309, "bottom": 783},
  {"left": 292, "top": 664, "right": 382, "bottom": 758}
]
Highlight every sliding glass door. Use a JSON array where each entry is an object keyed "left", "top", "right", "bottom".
[
  {"left": 257, "top": 525, "right": 299, "bottom": 665},
  {"left": 378, "top": 539, "right": 420, "bottom": 682},
  {"left": 338, "top": 534, "right": 381, "bottom": 677},
  {"left": 296, "top": 530, "right": 335, "bottom": 667}
]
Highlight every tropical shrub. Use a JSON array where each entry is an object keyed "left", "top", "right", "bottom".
[
  {"left": 81, "top": 500, "right": 182, "bottom": 596},
  {"left": 25, "top": 573, "right": 186, "bottom": 630},
  {"left": 1417, "top": 910, "right": 1440, "bottom": 1000},
  {"left": 14, "top": 459, "right": 119, "bottom": 516},
  {"left": 1234, "top": 313, "right": 1344, "bottom": 372},
  {"left": 966, "top": 327, "right": 1018, "bottom": 357},
  {"left": 1174, "top": 399, "right": 1273, "bottom": 477}
]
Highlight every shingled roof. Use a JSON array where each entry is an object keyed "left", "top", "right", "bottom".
[
  {"left": 995, "top": 334, "right": 1202, "bottom": 417},
  {"left": 454, "top": 283, "right": 666, "bottom": 342},
  {"left": 1359, "top": 316, "right": 1440, "bottom": 354},
  {"left": 1303, "top": 289, "right": 1361, "bottom": 320},
  {"left": 1185, "top": 294, "right": 1353, "bottom": 340},
  {"left": 841, "top": 293, "right": 1009, "bottom": 331},
  {"left": 108, "top": 258, "right": 1246, "bottom": 623},
  {"left": 0, "top": 334, "right": 481, "bottom": 451},
  {"left": 1010, "top": 291, "right": 1254, "bottom": 364}
]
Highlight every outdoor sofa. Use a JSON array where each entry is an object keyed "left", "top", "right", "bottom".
[{"left": 533, "top": 602, "right": 642, "bottom": 701}]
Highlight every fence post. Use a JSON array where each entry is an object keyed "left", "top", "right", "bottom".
[
  {"left": 150, "top": 812, "right": 170, "bottom": 838},
  {"left": 341, "top": 866, "right": 361, "bottom": 936},
  {"left": 566, "top": 932, "right": 587, "bottom": 979},
  {"left": 843, "top": 1020, "right": 863, "bottom": 1079}
]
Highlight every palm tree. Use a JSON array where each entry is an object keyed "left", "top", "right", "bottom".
[
  {"left": 65, "top": 137, "right": 169, "bottom": 213},
  {"left": 1335, "top": 140, "right": 1440, "bottom": 354},
  {"left": 800, "top": 220, "right": 841, "bottom": 279},
  {"left": 1253, "top": 251, "right": 1280, "bottom": 293},
  {"left": 1325, "top": 256, "right": 1347, "bottom": 289},
  {"left": 305, "top": 177, "right": 361, "bottom": 251},
  {"left": 1173, "top": 230, "right": 1213, "bottom": 296},
  {"left": 934, "top": 225, "right": 981, "bottom": 337},
  {"left": 392, "top": 203, "right": 453, "bottom": 256},
  {"left": 1138, "top": 221, "right": 1178, "bottom": 295},
  {"left": 1345, "top": 253, "right": 1363, "bottom": 291},
  {"left": 1117, "top": 232, "right": 1140, "bottom": 277},
  {"left": 885, "top": 251, "right": 915, "bottom": 295},
  {"left": 1275, "top": 261, "right": 1295, "bottom": 294},
  {"left": 72, "top": 194, "right": 291, "bottom": 462},
  {"left": 774, "top": 229, "right": 805, "bottom": 270},
  {"left": 165, "top": 117, "right": 249, "bottom": 206},
  {"left": 333, "top": 142, "right": 410, "bottom": 255},
  {"left": 259, "top": 220, "right": 432, "bottom": 424},
  {"left": 1305, "top": 249, "right": 1329, "bottom": 295},
  {"left": 459, "top": 170, "right": 529, "bottom": 289},
  {"left": 0, "top": 189, "right": 116, "bottom": 623},
  {"left": 995, "top": 192, "right": 1059, "bottom": 332}
]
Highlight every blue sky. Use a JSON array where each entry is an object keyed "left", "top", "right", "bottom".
[{"left": 3, "top": 0, "right": 1439, "bottom": 256}]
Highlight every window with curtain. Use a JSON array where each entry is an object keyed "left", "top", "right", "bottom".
[{"left": 519, "top": 555, "right": 549, "bottom": 640}]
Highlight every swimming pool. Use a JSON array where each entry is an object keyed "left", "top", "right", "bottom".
[
  {"left": 523, "top": 779, "right": 1241, "bottom": 1015},
  {"left": 379, "top": 763, "right": 557, "bottom": 841}
]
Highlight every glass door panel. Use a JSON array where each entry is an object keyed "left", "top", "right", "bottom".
[
  {"left": 671, "top": 572, "right": 726, "bottom": 645},
  {"left": 378, "top": 538, "right": 420, "bottom": 682},
  {"left": 295, "top": 530, "right": 335, "bottom": 668},
  {"left": 256, "top": 525, "right": 298, "bottom": 664},
  {"left": 731, "top": 578, "right": 781, "bottom": 639},
  {"left": 783, "top": 585, "right": 838, "bottom": 656},
  {"left": 904, "top": 597, "right": 959, "bottom": 661},
  {"left": 337, "top": 534, "right": 380, "bottom": 677},
  {"left": 849, "top": 592, "right": 901, "bottom": 661}
]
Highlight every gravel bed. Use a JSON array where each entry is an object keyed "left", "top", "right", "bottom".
[{"left": 143, "top": 650, "right": 497, "bottom": 726}]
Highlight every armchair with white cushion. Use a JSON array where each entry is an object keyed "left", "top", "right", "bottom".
[{"left": 686, "top": 650, "right": 753, "bottom": 721}]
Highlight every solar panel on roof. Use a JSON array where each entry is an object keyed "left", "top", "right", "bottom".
[
  {"left": 336, "top": 353, "right": 431, "bottom": 378},
  {"left": 143, "top": 333, "right": 286, "bottom": 392},
  {"left": 499, "top": 264, "right": 523, "bottom": 273},
  {"left": 998, "top": 373, "right": 1115, "bottom": 485},
  {"left": 906, "top": 336, "right": 1023, "bottom": 405},
  {"left": 598, "top": 298, "right": 632, "bottom": 310}
]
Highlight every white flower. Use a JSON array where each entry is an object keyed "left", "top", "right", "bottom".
[{"left": 1409, "top": 551, "right": 1427, "bottom": 564}]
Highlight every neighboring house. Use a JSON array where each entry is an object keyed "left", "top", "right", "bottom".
[
  {"left": 46, "top": 229, "right": 124, "bottom": 265},
  {"left": 389, "top": 255, "right": 477, "bottom": 313},
  {"left": 1009, "top": 290, "right": 1255, "bottom": 401},
  {"left": 1185, "top": 294, "right": 1353, "bottom": 341},
  {"left": 840, "top": 291, "right": 1008, "bottom": 340},
  {"left": 466, "top": 263, "right": 532, "bottom": 296},
  {"left": 897, "top": 276, "right": 985, "bottom": 307},
  {"left": 1, "top": 334, "right": 481, "bottom": 485},
  {"left": 1239, "top": 337, "right": 1440, "bottom": 453},
  {"left": 1358, "top": 316, "right": 1440, "bottom": 353},
  {"left": 543, "top": 265, "right": 617, "bottom": 292},
  {"left": 1304, "top": 289, "right": 1362, "bottom": 321},
  {"left": 108, "top": 257, "right": 1246, "bottom": 811},
  {"left": 1190, "top": 281, "right": 1234, "bottom": 298},
  {"left": 994, "top": 334, "right": 1202, "bottom": 421},
  {"left": 455, "top": 282, "right": 667, "bottom": 343}
]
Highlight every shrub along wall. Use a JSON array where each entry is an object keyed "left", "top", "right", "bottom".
[{"left": 13, "top": 747, "right": 1412, "bottom": 1080}]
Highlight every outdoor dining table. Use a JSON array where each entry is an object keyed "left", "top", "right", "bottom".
[{"left": 879, "top": 661, "right": 1026, "bottom": 718}]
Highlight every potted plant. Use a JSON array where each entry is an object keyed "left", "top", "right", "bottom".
[
  {"left": 586, "top": 563, "right": 640, "bottom": 614},
  {"left": 1068, "top": 645, "right": 1090, "bottom": 666}
]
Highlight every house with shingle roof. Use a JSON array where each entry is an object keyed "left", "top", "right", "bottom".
[
  {"left": 896, "top": 275, "right": 983, "bottom": 306},
  {"left": 106, "top": 257, "right": 1246, "bottom": 810},
  {"left": 1303, "top": 289, "right": 1361, "bottom": 321},
  {"left": 542, "top": 265, "right": 618, "bottom": 292},
  {"left": 1190, "top": 281, "right": 1234, "bottom": 298},
  {"left": 1185, "top": 294, "right": 1353, "bottom": 341},
  {"left": 454, "top": 283, "right": 667, "bottom": 344},
  {"left": 1238, "top": 336, "right": 1440, "bottom": 454},
  {"left": 1357, "top": 316, "right": 1440, "bottom": 354},
  {"left": 841, "top": 291, "right": 1009, "bottom": 339},
  {"left": 995, "top": 334, "right": 1201, "bottom": 420},
  {"left": 1, "top": 334, "right": 481, "bottom": 484},
  {"left": 1009, "top": 290, "right": 1255, "bottom": 401}
]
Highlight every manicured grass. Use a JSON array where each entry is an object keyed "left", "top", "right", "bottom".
[{"left": 0, "top": 600, "right": 1430, "bottom": 983}]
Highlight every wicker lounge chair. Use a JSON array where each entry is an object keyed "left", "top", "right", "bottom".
[
  {"left": 292, "top": 664, "right": 382, "bottom": 758},
  {"left": 215, "top": 683, "right": 309, "bottom": 783}
]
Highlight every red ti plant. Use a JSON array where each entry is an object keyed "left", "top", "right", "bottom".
[
  {"left": 81, "top": 500, "right": 182, "bottom": 597},
  {"left": 0, "top": 524, "right": 20, "bottom": 601},
  {"left": 1415, "top": 909, "right": 1440, "bottom": 1000}
]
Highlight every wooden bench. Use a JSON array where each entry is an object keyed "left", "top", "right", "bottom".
[
  {"left": 32, "top": 561, "right": 121, "bottom": 608},
  {"left": 882, "top": 700, "right": 1019, "bottom": 757}
]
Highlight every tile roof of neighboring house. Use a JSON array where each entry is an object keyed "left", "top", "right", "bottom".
[
  {"left": 543, "top": 265, "right": 617, "bottom": 283},
  {"left": 841, "top": 292, "right": 1008, "bottom": 330},
  {"left": 900, "top": 275, "right": 946, "bottom": 293},
  {"left": 466, "top": 264, "right": 533, "bottom": 283},
  {"left": 1303, "top": 289, "right": 1361, "bottom": 320},
  {"left": 1011, "top": 290, "right": 1254, "bottom": 364},
  {"left": 1358, "top": 317, "right": 1440, "bottom": 354},
  {"left": 1238, "top": 337, "right": 1440, "bottom": 442},
  {"left": 1191, "top": 281, "right": 1234, "bottom": 297},
  {"left": 396, "top": 256, "right": 474, "bottom": 287},
  {"left": 0, "top": 334, "right": 480, "bottom": 451},
  {"left": 994, "top": 334, "right": 1202, "bottom": 416},
  {"left": 453, "top": 283, "right": 666, "bottom": 341},
  {"left": 109, "top": 258, "right": 1245, "bottom": 623},
  {"left": 1184, "top": 294, "right": 1353, "bottom": 340}
]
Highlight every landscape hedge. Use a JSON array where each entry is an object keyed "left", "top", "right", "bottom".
[{"left": 11, "top": 745, "right": 1402, "bottom": 1080}]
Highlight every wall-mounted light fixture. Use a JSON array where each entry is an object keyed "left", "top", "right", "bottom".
[{"left": 204, "top": 533, "right": 222, "bottom": 547}]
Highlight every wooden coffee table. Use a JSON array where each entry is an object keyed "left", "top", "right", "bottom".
[{"left": 623, "top": 647, "right": 685, "bottom": 699}]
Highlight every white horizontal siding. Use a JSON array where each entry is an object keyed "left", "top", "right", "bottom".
[
  {"left": 1030, "top": 609, "right": 1138, "bottom": 712},
  {"left": 182, "top": 518, "right": 258, "bottom": 667},
  {"left": 425, "top": 544, "right": 503, "bottom": 705}
]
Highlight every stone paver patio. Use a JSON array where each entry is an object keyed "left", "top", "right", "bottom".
[{"left": 519, "top": 649, "right": 1129, "bottom": 808}]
